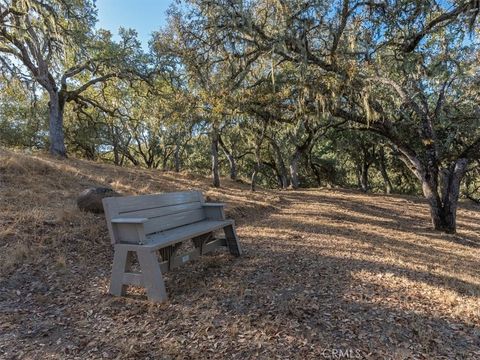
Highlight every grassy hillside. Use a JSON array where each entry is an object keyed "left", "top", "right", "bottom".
[
  {"left": 0, "top": 148, "right": 281, "bottom": 275},
  {"left": 0, "top": 148, "right": 479, "bottom": 359}
]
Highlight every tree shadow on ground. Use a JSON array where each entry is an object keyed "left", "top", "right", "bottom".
[
  {"left": 281, "top": 189, "right": 480, "bottom": 241},
  {"left": 5, "top": 238, "right": 479, "bottom": 358}
]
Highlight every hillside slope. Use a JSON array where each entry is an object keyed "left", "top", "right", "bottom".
[
  {"left": 0, "top": 149, "right": 479, "bottom": 359},
  {"left": 0, "top": 149, "right": 281, "bottom": 274}
]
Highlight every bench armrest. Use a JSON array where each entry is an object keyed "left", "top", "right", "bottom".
[
  {"left": 110, "top": 218, "right": 148, "bottom": 244},
  {"left": 111, "top": 217, "right": 148, "bottom": 224},
  {"left": 203, "top": 203, "right": 226, "bottom": 220}
]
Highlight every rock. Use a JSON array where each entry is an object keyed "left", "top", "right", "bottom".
[{"left": 77, "top": 187, "right": 120, "bottom": 213}]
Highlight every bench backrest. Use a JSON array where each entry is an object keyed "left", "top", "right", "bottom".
[{"left": 103, "top": 191, "right": 206, "bottom": 244}]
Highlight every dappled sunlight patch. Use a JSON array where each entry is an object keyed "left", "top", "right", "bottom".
[{"left": 346, "top": 270, "right": 480, "bottom": 324}]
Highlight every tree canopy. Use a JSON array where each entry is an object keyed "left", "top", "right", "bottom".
[{"left": 1, "top": 0, "right": 479, "bottom": 233}]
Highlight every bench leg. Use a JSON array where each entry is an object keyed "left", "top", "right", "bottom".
[
  {"left": 110, "top": 246, "right": 133, "bottom": 296},
  {"left": 137, "top": 249, "right": 168, "bottom": 303},
  {"left": 224, "top": 224, "right": 242, "bottom": 256}
]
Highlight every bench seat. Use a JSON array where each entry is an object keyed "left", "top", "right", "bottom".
[{"left": 116, "top": 219, "right": 235, "bottom": 251}]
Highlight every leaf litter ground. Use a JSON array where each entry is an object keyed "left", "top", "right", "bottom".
[{"left": 0, "top": 150, "right": 479, "bottom": 359}]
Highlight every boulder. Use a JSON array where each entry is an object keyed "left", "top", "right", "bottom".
[{"left": 77, "top": 187, "right": 120, "bottom": 213}]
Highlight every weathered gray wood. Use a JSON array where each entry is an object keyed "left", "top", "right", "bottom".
[
  {"left": 109, "top": 247, "right": 133, "bottom": 296},
  {"left": 143, "top": 208, "right": 206, "bottom": 234},
  {"left": 122, "top": 201, "right": 204, "bottom": 219},
  {"left": 158, "top": 238, "right": 227, "bottom": 272},
  {"left": 110, "top": 222, "right": 234, "bottom": 252},
  {"left": 145, "top": 220, "right": 233, "bottom": 250},
  {"left": 122, "top": 272, "right": 143, "bottom": 286},
  {"left": 109, "top": 191, "right": 204, "bottom": 214},
  {"left": 111, "top": 217, "right": 148, "bottom": 224},
  {"left": 102, "top": 197, "right": 118, "bottom": 244},
  {"left": 224, "top": 224, "right": 242, "bottom": 256},
  {"left": 112, "top": 222, "right": 147, "bottom": 244},
  {"left": 103, "top": 191, "right": 241, "bottom": 302},
  {"left": 137, "top": 249, "right": 168, "bottom": 302},
  {"left": 203, "top": 203, "right": 226, "bottom": 220},
  {"left": 167, "top": 248, "right": 200, "bottom": 271}
]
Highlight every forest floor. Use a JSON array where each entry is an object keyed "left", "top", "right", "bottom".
[{"left": 0, "top": 148, "right": 479, "bottom": 359}]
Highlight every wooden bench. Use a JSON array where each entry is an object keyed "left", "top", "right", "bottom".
[{"left": 102, "top": 191, "right": 242, "bottom": 302}]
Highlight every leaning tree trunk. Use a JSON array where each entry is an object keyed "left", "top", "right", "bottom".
[
  {"left": 227, "top": 155, "right": 238, "bottom": 181},
  {"left": 218, "top": 135, "right": 237, "bottom": 180},
  {"left": 123, "top": 149, "right": 140, "bottom": 167},
  {"left": 211, "top": 130, "right": 220, "bottom": 188},
  {"left": 48, "top": 91, "right": 67, "bottom": 158},
  {"left": 273, "top": 167, "right": 284, "bottom": 188},
  {"left": 161, "top": 148, "right": 173, "bottom": 171}
]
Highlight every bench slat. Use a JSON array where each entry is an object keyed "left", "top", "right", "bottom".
[
  {"left": 111, "top": 191, "right": 203, "bottom": 214},
  {"left": 144, "top": 208, "right": 207, "bottom": 234},
  {"left": 111, "top": 217, "right": 148, "bottom": 224},
  {"left": 120, "top": 201, "right": 204, "bottom": 219}
]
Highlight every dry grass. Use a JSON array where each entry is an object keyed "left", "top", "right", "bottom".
[{"left": 0, "top": 148, "right": 479, "bottom": 359}]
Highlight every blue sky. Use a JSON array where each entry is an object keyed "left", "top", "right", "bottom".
[{"left": 96, "top": 0, "right": 174, "bottom": 49}]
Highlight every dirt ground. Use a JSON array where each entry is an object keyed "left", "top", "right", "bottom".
[{"left": 1, "top": 149, "right": 479, "bottom": 359}]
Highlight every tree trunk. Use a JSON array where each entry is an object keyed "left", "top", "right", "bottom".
[
  {"left": 251, "top": 134, "right": 265, "bottom": 191},
  {"left": 423, "top": 184, "right": 458, "bottom": 233},
  {"left": 423, "top": 182, "right": 447, "bottom": 231},
  {"left": 422, "top": 159, "right": 468, "bottom": 234},
  {"left": 211, "top": 130, "right": 220, "bottom": 188},
  {"left": 290, "top": 149, "right": 302, "bottom": 189},
  {"left": 113, "top": 144, "right": 120, "bottom": 166},
  {"left": 270, "top": 163, "right": 284, "bottom": 188},
  {"left": 161, "top": 150, "right": 169, "bottom": 170},
  {"left": 84, "top": 145, "right": 96, "bottom": 160},
  {"left": 48, "top": 91, "right": 67, "bottom": 158},
  {"left": 123, "top": 150, "right": 140, "bottom": 166},
  {"left": 269, "top": 138, "right": 289, "bottom": 188},
  {"left": 357, "top": 159, "right": 369, "bottom": 192},
  {"left": 174, "top": 143, "right": 181, "bottom": 172},
  {"left": 145, "top": 156, "right": 155, "bottom": 169},
  {"left": 378, "top": 147, "right": 393, "bottom": 194},
  {"left": 310, "top": 160, "right": 322, "bottom": 187},
  {"left": 251, "top": 164, "right": 258, "bottom": 192},
  {"left": 227, "top": 155, "right": 237, "bottom": 180},
  {"left": 218, "top": 135, "right": 237, "bottom": 180}
]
